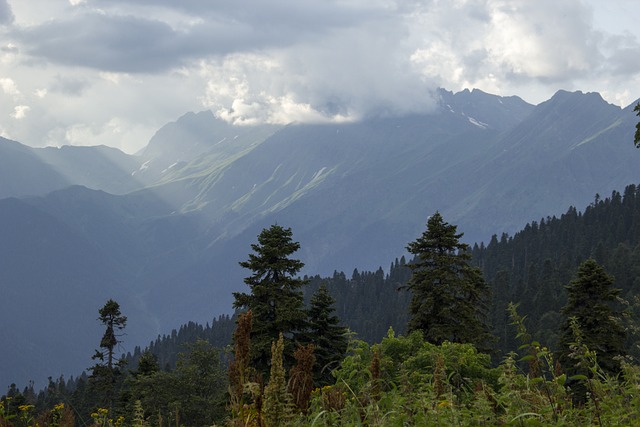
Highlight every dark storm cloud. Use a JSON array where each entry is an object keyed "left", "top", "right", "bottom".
[
  {"left": 0, "top": 0, "right": 14, "bottom": 25},
  {"left": 12, "top": 0, "right": 383, "bottom": 73},
  {"left": 15, "top": 13, "right": 231, "bottom": 73},
  {"left": 93, "top": 0, "right": 374, "bottom": 31}
]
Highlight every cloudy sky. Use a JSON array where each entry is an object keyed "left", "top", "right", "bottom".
[{"left": 0, "top": 0, "right": 639, "bottom": 153}]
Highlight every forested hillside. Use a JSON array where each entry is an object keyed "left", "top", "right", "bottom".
[
  {"left": 56, "top": 183, "right": 640, "bottom": 371},
  {"left": 3, "top": 89, "right": 640, "bottom": 388},
  {"left": 5, "top": 183, "right": 640, "bottom": 426},
  {"left": 474, "top": 183, "right": 640, "bottom": 356}
]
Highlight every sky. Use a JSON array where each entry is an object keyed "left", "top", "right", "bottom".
[{"left": 0, "top": 0, "right": 639, "bottom": 154}]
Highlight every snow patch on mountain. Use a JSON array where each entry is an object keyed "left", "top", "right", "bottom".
[{"left": 468, "top": 117, "right": 488, "bottom": 129}]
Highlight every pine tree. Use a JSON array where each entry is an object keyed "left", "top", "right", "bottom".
[
  {"left": 306, "top": 284, "right": 348, "bottom": 385},
  {"left": 558, "top": 259, "right": 626, "bottom": 376},
  {"left": 404, "top": 212, "right": 493, "bottom": 352},
  {"left": 233, "top": 225, "right": 308, "bottom": 376}
]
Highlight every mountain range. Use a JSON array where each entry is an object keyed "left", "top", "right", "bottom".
[{"left": 1, "top": 88, "right": 639, "bottom": 388}]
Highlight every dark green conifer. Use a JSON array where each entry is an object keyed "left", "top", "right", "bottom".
[
  {"left": 306, "top": 284, "right": 348, "bottom": 385},
  {"left": 404, "top": 212, "right": 493, "bottom": 352},
  {"left": 558, "top": 259, "right": 626, "bottom": 376},
  {"left": 90, "top": 299, "right": 127, "bottom": 411},
  {"left": 233, "top": 225, "right": 308, "bottom": 376}
]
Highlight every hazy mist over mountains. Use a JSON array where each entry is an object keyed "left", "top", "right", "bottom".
[{"left": 1, "top": 88, "right": 639, "bottom": 387}]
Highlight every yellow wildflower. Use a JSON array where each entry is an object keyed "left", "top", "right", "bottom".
[{"left": 437, "top": 400, "right": 450, "bottom": 408}]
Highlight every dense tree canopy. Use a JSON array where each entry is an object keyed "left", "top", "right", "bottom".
[{"left": 405, "top": 212, "right": 493, "bottom": 352}]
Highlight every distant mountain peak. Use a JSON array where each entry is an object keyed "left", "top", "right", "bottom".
[
  {"left": 436, "top": 87, "right": 534, "bottom": 131},
  {"left": 546, "top": 89, "right": 619, "bottom": 108}
]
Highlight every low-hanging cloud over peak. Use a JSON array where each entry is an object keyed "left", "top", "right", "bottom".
[{"left": 0, "top": 0, "right": 638, "bottom": 152}]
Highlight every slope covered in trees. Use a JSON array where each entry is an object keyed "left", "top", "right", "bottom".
[
  {"left": 4, "top": 183, "right": 640, "bottom": 426},
  {"left": 117, "top": 183, "right": 640, "bottom": 363},
  {"left": 473, "top": 183, "right": 640, "bottom": 354}
]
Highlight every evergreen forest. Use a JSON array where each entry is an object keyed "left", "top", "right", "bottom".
[{"left": 4, "top": 183, "right": 640, "bottom": 426}]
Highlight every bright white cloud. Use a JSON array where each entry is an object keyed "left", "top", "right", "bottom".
[
  {"left": 0, "top": 0, "right": 638, "bottom": 152},
  {"left": 11, "top": 104, "right": 29, "bottom": 119},
  {"left": 0, "top": 77, "right": 19, "bottom": 97},
  {"left": 487, "top": 0, "right": 599, "bottom": 79}
]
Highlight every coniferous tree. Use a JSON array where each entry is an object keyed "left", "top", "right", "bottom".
[
  {"left": 234, "top": 225, "right": 308, "bottom": 376},
  {"left": 558, "top": 259, "right": 626, "bottom": 376},
  {"left": 132, "top": 351, "right": 159, "bottom": 378},
  {"left": 90, "top": 299, "right": 127, "bottom": 411},
  {"left": 404, "top": 212, "right": 493, "bottom": 352},
  {"left": 172, "top": 340, "right": 227, "bottom": 425},
  {"left": 306, "top": 284, "right": 348, "bottom": 385}
]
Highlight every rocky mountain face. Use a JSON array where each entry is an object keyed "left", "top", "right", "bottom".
[{"left": 1, "top": 88, "right": 639, "bottom": 387}]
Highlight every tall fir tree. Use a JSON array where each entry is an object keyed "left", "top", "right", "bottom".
[
  {"left": 234, "top": 225, "right": 308, "bottom": 376},
  {"left": 558, "top": 259, "right": 626, "bottom": 376},
  {"left": 404, "top": 212, "right": 493, "bottom": 352},
  {"left": 306, "top": 284, "right": 348, "bottom": 386}
]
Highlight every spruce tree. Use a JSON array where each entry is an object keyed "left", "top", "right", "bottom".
[
  {"left": 306, "top": 284, "right": 348, "bottom": 385},
  {"left": 405, "top": 212, "right": 493, "bottom": 352},
  {"left": 558, "top": 259, "right": 626, "bottom": 376},
  {"left": 234, "top": 225, "right": 308, "bottom": 376}
]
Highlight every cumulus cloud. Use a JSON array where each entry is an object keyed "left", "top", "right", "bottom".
[
  {"left": 408, "top": 0, "right": 603, "bottom": 91},
  {"left": 11, "top": 104, "right": 30, "bottom": 119},
  {"left": 198, "top": 0, "right": 631, "bottom": 124},
  {"left": 200, "top": 19, "right": 438, "bottom": 124},
  {"left": 0, "top": 77, "right": 20, "bottom": 98},
  {"left": 487, "top": 0, "right": 600, "bottom": 80}
]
